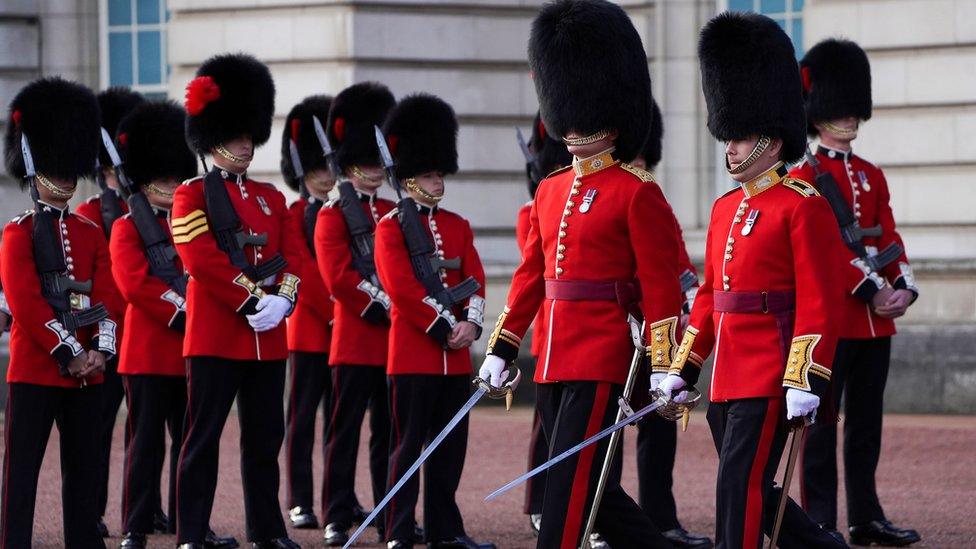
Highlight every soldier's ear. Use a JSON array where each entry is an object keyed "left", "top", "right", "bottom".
[{"left": 767, "top": 137, "right": 784, "bottom": 161}]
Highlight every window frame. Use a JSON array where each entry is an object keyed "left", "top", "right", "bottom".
[{"left": 98, "top": 0, "right": 169, "bottom": 96}]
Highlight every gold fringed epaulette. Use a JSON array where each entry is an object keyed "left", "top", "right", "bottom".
[
  {"left": 783, "top": 178, "right": 820, "bottom": 197},
  {"left": 619, "top": 163, "right": 655, "bottom": 183}
]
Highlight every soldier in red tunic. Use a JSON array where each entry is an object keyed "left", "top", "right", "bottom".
[
  {"left": 656, "top": 12, "right": 847, "bottom": 549},
  {"left": 516, "top": 112, "right": 571, "bottom": 537},
  {"left": 374, "top": 93, "right": 493, "bottom": 549},
  {"left": 633, "top": 100, "right": 712, "bottom": 549},
  {"left": 75, "top": 87, "right": 146, "bottom": 538},
  {"left": 790, "top": 38, "right": 920, "bottom": 547},
  {"left": 314, "top": 82, "right": 399, "bottom": 546},
  {"left": 110, "top": 100, "right": 236, "bottom": 549},
  {"left": 481, "top": 1, "right": 683, "bottom": 546},
  {"left": 278, "top": 95, "right": 342, "bottom": 530},
  {"left": 1, "top": 77, "right": 119, "bottom": 549},
  {"left": 172, "top": 53, "right": 302, "bottom": 549}
]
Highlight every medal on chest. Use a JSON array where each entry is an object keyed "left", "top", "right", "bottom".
[
  {"left": 256, "top": 196, "right": 272, "bottom": 216},
  {"left": 579, "top": 189, "right": 597, "bottom": 213},
  {"left": 741, "top": 209, "right": 759, "bottom": 236},
  {"left": 858, "top": 170, "right": 871, "bottom": 192}
]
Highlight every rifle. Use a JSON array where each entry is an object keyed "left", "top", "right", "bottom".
[
  {"left": 805, "top": 151, "right": 902, "bottom": 272},
  {"left": 22, "top": 135, "right": 109, "bottom": 370},
  {"left": 311, "top": 116, "right": 381, "bottom": 287},
  {"left": 101, "top": 129, "right": 188, "bottom": 296},
  {"left": 373, "top": 125, "right": 481, "bottom": 311}
]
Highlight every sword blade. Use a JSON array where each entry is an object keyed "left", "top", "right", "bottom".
[
  {"left": 484, "top": 394, "right": 669, "bottom": 502},
  {"left": 343, "top": 386, "right": 488, "bottom": 549},
  {"left": 768, "top": 423, "right": 806, "bottom": 548}
]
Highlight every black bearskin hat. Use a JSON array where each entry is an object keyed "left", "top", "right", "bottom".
[
  {"left": 281, "top": 95, "right": 333, "bottom": 192},
  {"left": 327, "top": 82, "right": 396, "bottom": 172},
  {"left": 4, "top": 77, "right": 100, "bottom": 187},
  {"left": 97, "top": 87, "right": 144, "bottom": 167},
  {"left": 528, "top": 0, "right": 652, "bottom": 162},
  {"left": 527, "top": 112, "right": 572, "bottom": 197},
  {"left": 800, "top": 38, "right": 872, "bottom": 134},
  {"left": 698, "top": 12, "right": 807, "bottom": 162},
  {"left": 382, "top": 93, "right": 458, "bottom": 181},
  {"left": 117, "top": 101, "right": 198, "bottom": 188},
  {"left": 184, "top": 53, "right": 275, "bottom": 154},
  {"left": 637, "top": 98, "right": 664, "bottom": 169}
]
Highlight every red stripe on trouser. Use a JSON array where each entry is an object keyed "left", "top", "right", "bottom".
[
  {"left": 560, "top": 383, "right": 611, "bottom": 549},
  {"left": 743, "top": 398, "right": 781, "bottom": 548},
  {"left": 175, "top": 360, "right": 194, "bottom": 540},
  {"left": 1, "top": 388, "right": 12, "bottom": 548},
  {"left": 286, "top": 355, "right": 297, "bottom": 506}
]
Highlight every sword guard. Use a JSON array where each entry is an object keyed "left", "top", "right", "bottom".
[
  {"left": 617, "top": 396, "right": 637, "bottom": 420},
  {"left": 472, "top": 366, "right": 521, "bottom": 411}
]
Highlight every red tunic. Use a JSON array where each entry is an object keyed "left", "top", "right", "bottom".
[
  {"left": 790, "top": 146, "right": 915, "bottom": 339},
  {"left": 314, "top": 193, "right": 395, "bottom": 367},
  {"left": 109, "top": 212, "right": 186, "bottom": 376},
  {"left": 487, "top": 151, "right": 683, "bottom": 385},
  {"left": 375, "top": 205, "right": 487, "bottom": 376},
  {"left": 171, "top": 170, "right": 303, "bottom": 362},
  {"left": 75, "top": 193, "right": 129, "bottom": 236},
  {"left": 515, "top": 201, "right": 547, "bottom": 359},
  {"left": 286, "top": 199, "right": 333, "bottom": 353},
  {"left": 669, "top": 163, "right": 842, "bottom": 401},
  {"left": 1, "top": 206, "right": 122, "bottom": 387}
]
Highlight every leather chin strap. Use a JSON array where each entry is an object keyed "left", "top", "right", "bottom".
[{"left": 726, "top": 135, "right": 771, "bottom": 175}]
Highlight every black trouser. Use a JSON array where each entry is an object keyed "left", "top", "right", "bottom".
[
  {"left": 802, "top": 337, "right": 891, "bottom": 528},
  {"left": 122, "top": 374, "right": 186, "bottom": 535},
  {"left": 707, "top": 398, "right": 845, "bottom": 549},
  {"left": 536, "top": 381, "right": 671, "bottom": 549},
  {"left": 97, "top": 356, "right": 126, "bottom": 520},
  {"left": 321, "top": 364, "right": 389, "bottom": 527},
  {"left": 385, "top": 375, "right": 470, "bottom": 542},
  {"left": 637, "top": 414, "right": 681, "bottom": 531},
  {"left": 175, "top": 356, "right": 287, "bottom": 543},
  {"left": 1, "top": 382, "right": 106, "bottom": 549},
  {"left": 285, "top": 351, "right": 332, "bottom": 511},
  {"left": 524, "top": 383, "right": 557, "bottom": 516}
]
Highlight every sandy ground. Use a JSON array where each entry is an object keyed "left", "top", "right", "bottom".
[{"left": 5, "top": 406, "right": 976, "bottom": 548}]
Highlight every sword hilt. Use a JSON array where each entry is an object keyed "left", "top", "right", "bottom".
[{"left": 472, "top": 366, "right": 521, "bottom": 410}]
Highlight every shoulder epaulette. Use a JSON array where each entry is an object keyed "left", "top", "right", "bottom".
[
  {"left": 72, "top": 213, "right": 100, "bottom": 227},
  {"left": 12, "top": 210, "right": 34, "bottom": 224},
  {"left": 783, "top": 177, "right": 820, "bottom": 197},
  {"left": 546, "top": 165, "right": 572, "bottom": 179},
  {"left": 181, "top": 176, "right": 203, "bottom": 186},
  {"left": 83, "top": 194, "right": 99, "bottom": 203},
  {"left": 619, "top": 162, "right": 655, "bottom": 183},
  {"left": 381, "top": 208, "right": 398, "bottom": 221},
  {"left": 325, "top": 197, "right": 340, "bottom": 208},
  {"left": 719, "top": 186, "right": 741, "bottom": 198}
]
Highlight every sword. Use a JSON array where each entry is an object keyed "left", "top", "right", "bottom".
[
  {"left": 484, "top": 387, "right": 699, "bottom": 503},
  {"left": 343, "top": 368, "right": 521, "bottom": 549},
  {"left": 768, "top": 416, "right": 813, "bottom": 549}
]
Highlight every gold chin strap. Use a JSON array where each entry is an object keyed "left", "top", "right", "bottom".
[
  {"left": 821, "top": 121, "right": 858, "bottom": 138},
  {"left": 145, "top": 183, "right": 174, "bottom": 198},
  {"left": 405, "top": 178, "right": 444, "bottom": 203},
  {"left": 350, "top": 165, "right": 385, "bottom": 185},
  {"left": 214, "top": 144, "right": 251, "bottom": 164},
  {"left": 563, "top": 129, "right": 611, "bottom": 146},
  {"left": 35, "top": 173, "right": 74, "bottom": 198},
  {"left": 727, "top": 135, "right": 772, "bottom": 175}
]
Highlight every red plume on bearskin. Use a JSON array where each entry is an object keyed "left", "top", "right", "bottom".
[
  {"left": 280, "top": 95, "right": 333, "bottom": 192},
  {"left": 185, "top": 76, "right": 221, "bottom": 116},
  {"left": 333, "top": 117, "right": 346, "bottom": 142}
]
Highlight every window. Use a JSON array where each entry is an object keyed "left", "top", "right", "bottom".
[
  {"left": 100, "top": 0, "right": 170, "bottom": 98},
  {"left": 727, "top": 0, "right": 804, "bottom": 57}
]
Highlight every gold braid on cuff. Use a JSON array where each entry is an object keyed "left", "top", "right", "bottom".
[
  {"left": 214, "top": 144, "right": 251, "bottom": 164},
  {"left": 562, "top": 129, "right": 611, "bottom": 146},
  {"left": 726, "top": 135, "right": 771, "bottom": 175},
  {"left": 404, "top": 178, "right": 444, "bottom": 203}
]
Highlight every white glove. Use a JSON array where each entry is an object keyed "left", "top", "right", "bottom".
[
  {"left": 246, "top": 294, "right": 292, "bottom": 332},
  {"left": 785, "top": 388, "right": 819, "bottom": 422},
  {"left": 478, "top": 355, "right": 509, "bottom": 388},
  {"left": 657, "top": 374, "right": 690, "bottom": 403},
  {"left": 649, "top": 372, "right": 667, "bottom": 391}
]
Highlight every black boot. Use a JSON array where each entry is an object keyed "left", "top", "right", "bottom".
[
  {"left": 849, "top": 521, "right": 920, "bottom": 547},
  {"left": 288, "top": 506, "right": 319, "bottom": 529},
  {"left": 661, "top": 527, "right": 713, "bottom": 548},
  {"left": 529, "top": 514, "right": 542, "bottom": 536},
  {"left": 387, "top": 541, "right": 413, "bottom": 549},
  {"left": 120, "top": 533, "right": 147, "bottom": 549},
  {"left": 205, "top": 529, "right": 240, "bottom": 549},
  {"left": 324, "top": 523, "right": 350, "bottom": 546},
  {"left": 427, "top": 535, "right": 496, "bottom": 549},
  {"left": 252, "top": 539, "right": 301, "bottom": 549},
  {"left": 154, "top": 509, "right": 171, "bottom": 534},
  {"left": 97, "top": 517, "right": 110, "bottom": 538}
]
